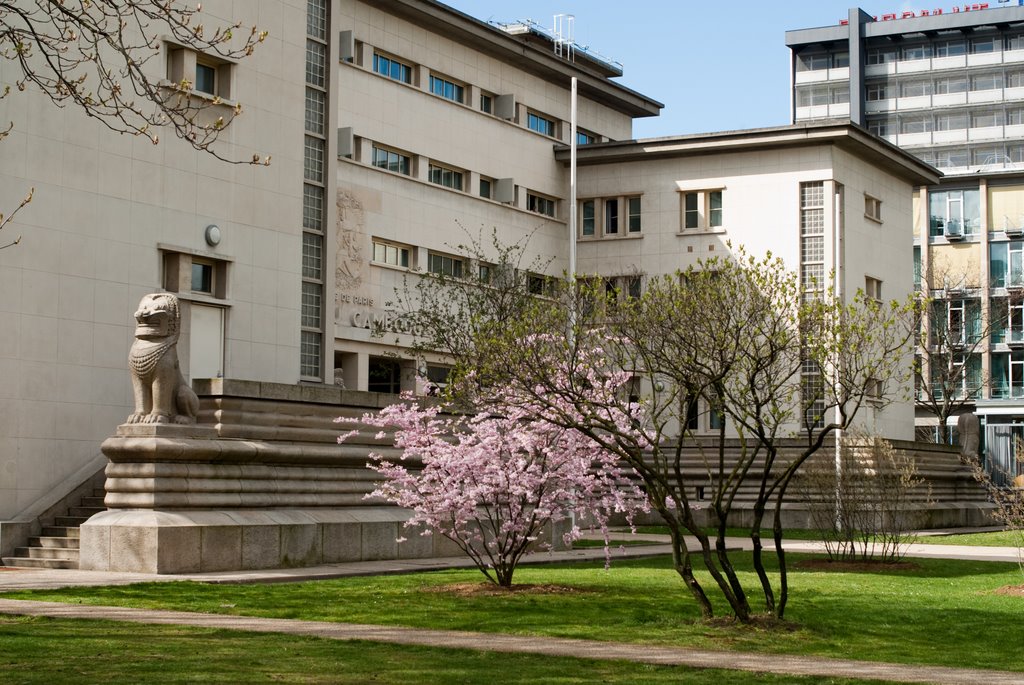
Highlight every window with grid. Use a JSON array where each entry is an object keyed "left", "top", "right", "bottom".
[
  {"left": 428, "top": 164, "right": 463, "bottom": 190},
  {"left": 428, "top": 253, "right": 464, "bottom": 278},
  {"left": 372, "top": 145, "right": 411, "bottom": 175},
  {"left": 373, "top": 53, "right": 411, "bottom": 83},
  {"left": 527, "top": 112, "right": 556, "bottom": 137},
  {"left": 373, "top": 240, "right": 410, "bottom": 268},
  {"left": 681, "top": 190, "right": 723, "bottom": 230},
  {"left": 527, "top": 192, "right": 556, "bottom": 217},
  {"left": 429, "top": 75, "right": 464, "bottom": 103},
  {"left": 301, "top": 0, "right": 329, "bottom": 380}
]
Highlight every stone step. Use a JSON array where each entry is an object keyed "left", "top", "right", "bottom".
[
  {"left": 1, "top": 556, "right": 77, "bottom": 570},
  {"left": 81, "top": 496, "right": 106, "bottom": 508},
  {"left": 41, "top": 526, "right": 79, "bottom": 538},
  {"left": 13, "top": 546, "right": 79, "bottom": 561},
  {"left": 54, "top": 516, "right": 89, "bottom": 528},
  {"left": 68, "top": 506, "right": 104, "bottom": 519},
  {"left": 27, "top": 536, "right": 79, "bottom": 550}
]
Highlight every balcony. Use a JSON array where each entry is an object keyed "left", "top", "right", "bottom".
[{"left": 989, "top": 382, "right": 1024, "bottom": 400}]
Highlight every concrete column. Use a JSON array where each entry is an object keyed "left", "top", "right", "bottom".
[{"left": 338, "top": 351, "right": 368, "bottom": 391}]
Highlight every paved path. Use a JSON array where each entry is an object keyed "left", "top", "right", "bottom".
[
  {"left": 0, "top": 597, "right": 1021, "bottom": 684},
  {"left": 1, "top": 532, "right": 1021, "bottom": 684}
]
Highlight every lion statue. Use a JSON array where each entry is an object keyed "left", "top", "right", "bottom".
[{"left": 126, "top": 292, "right": 199, "bottom": 425}]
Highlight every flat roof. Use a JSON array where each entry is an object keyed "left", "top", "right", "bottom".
[
  {"left": 367, "top": 0, "right": 664, "bottom": 118},
  {"left": 787, "top": 4, "right": 1024, "bottom": 49},
  {"left": 554, "top": 120, "right": 941, "bottom": 187}
]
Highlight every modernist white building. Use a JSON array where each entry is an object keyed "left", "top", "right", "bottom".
[
  {"left": 788, "top": 4, "right": 1024, "bottom": 465},
  {"left": 0, "top": 0, "right": 934, "bottom": 559}
]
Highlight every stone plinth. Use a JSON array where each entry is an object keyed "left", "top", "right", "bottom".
[{"left": 81, "top": 382, "right": 568, "bottom": 574}]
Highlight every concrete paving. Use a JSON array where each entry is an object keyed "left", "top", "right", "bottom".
[{"left": 0, "top": 531, "right": 1022, "bottom": 684}]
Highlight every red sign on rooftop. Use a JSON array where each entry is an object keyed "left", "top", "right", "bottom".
[{"left": 839, "top": 3, "right": 990, "bottom": 24}]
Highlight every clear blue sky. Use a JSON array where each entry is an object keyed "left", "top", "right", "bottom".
[{"left": 442, "top": 1, "right": 943, "bottom": 138}]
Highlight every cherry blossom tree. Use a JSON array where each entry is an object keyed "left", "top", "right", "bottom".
[{"left": 339, "top": 398, "right": 646, "bottom": 587}]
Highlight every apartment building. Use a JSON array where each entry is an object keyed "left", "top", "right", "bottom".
[{"left": 788, "top": 3, "right": 1024, "bottom": 463}]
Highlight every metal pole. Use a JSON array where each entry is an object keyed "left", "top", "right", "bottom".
[{"left": 569, "top": 76, "right": 578, "bottom": 284}]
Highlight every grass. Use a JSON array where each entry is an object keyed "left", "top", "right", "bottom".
[
  {"left": 630, "top": 526, "right": 825, "bottom": 541},
  {"left": 4, "top": 553, "right": 1023, "bottom": 673},
  {"left": 631, "top": 525, "right": 1024, "bottom": 548},
  {"left": 572, "top": 538, "right": 663, "bottom": 548},
  {"left": 0, "top": 615, "right": 882, "bottom": 684},
  {"left": 916, "top": 530, "right": 1023, "bottom": 547}
]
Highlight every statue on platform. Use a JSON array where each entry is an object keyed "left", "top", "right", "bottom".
[{"left": 126, "top": 292, "right": 199, "bottom": 425}]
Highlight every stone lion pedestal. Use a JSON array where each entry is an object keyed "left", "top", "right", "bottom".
[{"left": 78, "top": 384, "right": 476, "bottom": 574}]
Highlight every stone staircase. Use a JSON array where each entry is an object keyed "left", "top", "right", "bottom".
[{"left": 1, "top": 490, "right": 105, "bottom": 569}]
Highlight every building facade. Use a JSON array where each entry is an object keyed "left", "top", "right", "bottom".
[
  {"left": 788, "top": 4, "right": 1024, "bottom": 466},
  {"left": 0, "top": 1, "right": 932, "bottom": 534}
]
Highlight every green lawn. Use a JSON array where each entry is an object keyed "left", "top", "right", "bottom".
[
  {"left": 915, "top": 530, "right": 1024, "bottom": 547},
  {"left": 0, "top": 615, "right": 887, "bottom": 684},
  {"left": 4, "top": 553, "right": 1023, "bottom": 673},
  {"left": 630, "top": 525, "right": 1024, "bottom": 548}
]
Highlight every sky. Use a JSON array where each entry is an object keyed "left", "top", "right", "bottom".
[{"left": 442, "top": 1, "right": 992, "bottom": 139}]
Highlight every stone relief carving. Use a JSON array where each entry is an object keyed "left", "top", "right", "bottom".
[
  {"left": 335, "top": 189, "right": 367, "bottom": 292},
  {"left": 127, "top": 292, "right": 199, "bottom": 425}
]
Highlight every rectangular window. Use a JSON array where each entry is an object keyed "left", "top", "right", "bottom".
[
  {"left": 684, "top": 192, "right": 699, "bottom": 229},
  {"left": 866, "top": 47, "right": 896, "bottom": 64},
  {"left": 303, "top": 136, "right": 324, "bottom": 183},
  {"left": 681, "top": 190, "right": 723, "bottom": 230},
  {"left": 1008, "top": 33, "right": 1024, "bottom": 51},
  {"left": 427, "top": 253, "right": 464, "bottom": 278},
  {"left": 605, "top": 198, "right": 619, "bottom": 234},
  {"left": 935, "top": 40, "right": 966, "bottom": 57},
  {"left": 577, "top": 129, "right": 596, "bottom": 145},
  {"left": 373, "top": 53, "right": 411, "bottom": 83},
  {"left": 972, "top": 110, "right": 1004, "bottom": 128},
  {"left": 929, "top": 189, "right": 981, "bottom": 237},
  {"left": 528, "top": 273, "right": 555, "bottom": 296},
  {"left": 195, "top": 63, "right": 216, "bottom": 95},
  {"left": 865, "top": 276, "right": 882, "bottom": 301},
  {"left": 935, "top": 149, "right": 969, "bottom": 168},
  {"left": 935, "top": 112, "right": 969, "bottom": 131},
  {"left": 902, "top": 44, "right": 932, "bottom": 61},
  {"left": 305, "top": 39, "right": 326, "bottom": 88},
  {"left": 527, "top": 192, "right": 556, "bottom": 217},
  {"left": 935, "top": 76, "right": 969, "bottom": 94},
  {"left": 833, "top": 51, "right": 849, "bottom": 68},
  {"left": 479, "top": 178, "right": 492, "bottom": 199},
  {"left": 581, "top": 199, "right": 596, "bottom": 236},
  {"left": 304, "top": 87, "right": 326, "bottom": 135},
  {"left": 191, "top": 260, "right": 214, "bottom": 294},
  {"left": 992, "top": 241, "right": 1024, "bottom": 288},
  {"left": 900, "top": 116, "right": 931, "bottom": 134},
  {"left": 428, "top": 164, "right": 463, "bottom": 191},
  {"left": 627, "top": 197, "right": 642, "bottom": 233},
  {"left": 429, "top": 75, "right": 464, "bottom": 103},
  {"left": 372, "top": 240, "right": 410, "bottom": 268},
  {"left": 971, "top": 36, "right": 999, "bottom": 54},
  {"left": 302, "top": 233, "right": 323, "bottom": 280},
  {"left": 868, "top": 118, "right": 893, "bottom": 136},
  {"left": 301, "top": 281, "right": 322, "bottom": 328},
  {"left": 480, "top": 93, "right": 493, "bottom": 114},
  {"left": 527, "top": 112, "right": 556, "bottom": 137},
  {"left": 1009, "top": 70, "right": 1024, "bottom": 88},
  {"left": 901, "top": 80, "right": 932, "bottom": 98},
  {"left": 865, "top": 82, "right": 890, "bottom": 102},
  {"left": 971, "top": 72, "right": 1003, "bottom": 92},
  {"left": 372, "top": 145, "right": 411, "bottom": 175},
  {"left": 708, "top": 191, "right": 723, "bottom": 227},
  {"left": 864, "top": 195, "right": 882, "bottom": 222},
  {"left": 798, "top": 52, "right": 830, "bottom": 71}
]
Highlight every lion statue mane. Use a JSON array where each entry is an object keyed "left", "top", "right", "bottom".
[{"left": 127, "top": 292, "right": 199, "bottom": 425}]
